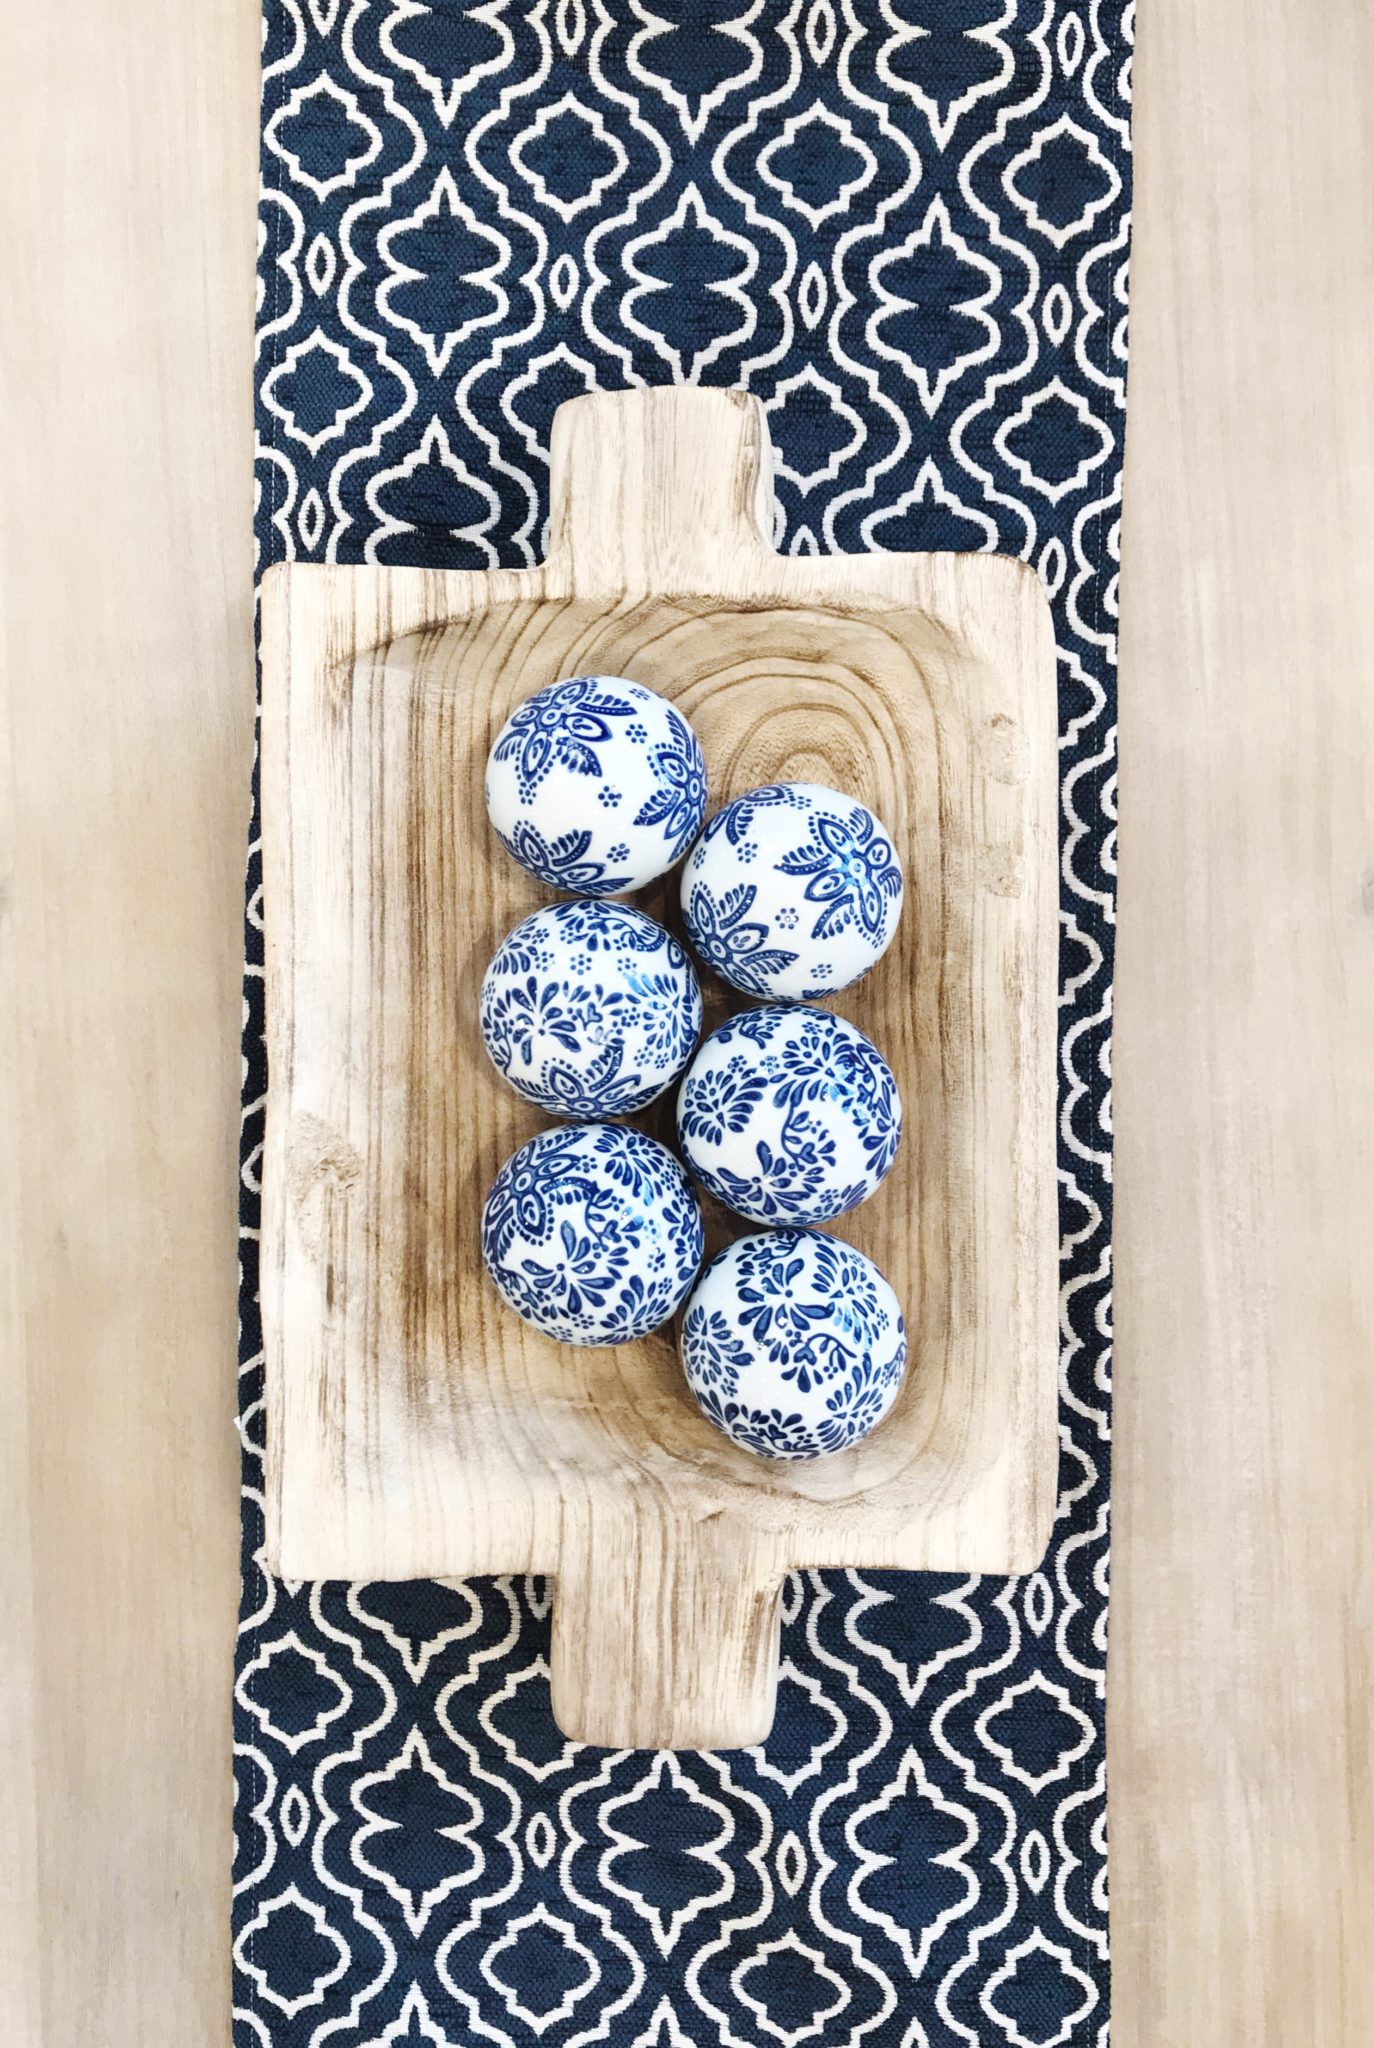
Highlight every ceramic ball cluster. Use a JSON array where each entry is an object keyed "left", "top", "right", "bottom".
[{"left": 479, "top": 674, "right": 909, "bottom": 1461}]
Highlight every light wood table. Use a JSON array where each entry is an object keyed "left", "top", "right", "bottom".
[
  {"left": 1, "top": 2, "right": 259, "bottom": 2040},
  {"left": 1111, "top": 6, "right": 1374, "bottom": 2042},
  {"left": 2, "top": 1, "right": 1370, "bottom": 2042}
]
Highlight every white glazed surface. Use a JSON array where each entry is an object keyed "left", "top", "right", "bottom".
[
  {"left": 680, "top": 1229, "right": 907, "bottom": 1458},
  {"left": 482, "top": 1124, "right": 703, "bottom": 1346},
  {"left": 481, "top": 901, "right": 701, "bottom": 1117},
  {"left": 679, "top": 781, "right": 904, "bottom": 999},
  {"left": 676, "top": 1005, "right": 901, "bottom": 1224},
  {"left": 485, "top": 675, "right": 707, "bottom": 895}
]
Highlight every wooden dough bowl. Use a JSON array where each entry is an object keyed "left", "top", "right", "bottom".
[{"left": 260, "top": 387, "right": 1059, "bottom": 1750}]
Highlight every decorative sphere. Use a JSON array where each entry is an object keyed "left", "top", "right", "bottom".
[
  {"left": 680, "top": 782, "right": 903, "bottom": 999},
  {"left": 482, "top": 1124, "right": 703, "bottom": 1346},
  {"left": 486, "top": 675, "right": 707, "bottom": 896},
  {"left": 676, "top": 1005, "right": 901, "bottom": 1225},
  {"left": 680, "top": 1229, "right": 907, "bottom": 1459},
  {"left": 481, "top": 901, "right": 701, "bottom": 1118}
]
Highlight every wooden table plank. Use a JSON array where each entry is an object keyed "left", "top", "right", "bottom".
[
  {"left": 1112, "top": 4, "right": 1374, "bottom": 2042},
  {"left": 0, "top": 2, "right": 259, "bottom": 2041}
]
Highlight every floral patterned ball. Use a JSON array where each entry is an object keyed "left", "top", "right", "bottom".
[
  {"left": 680, "top": 1229, "right": 907, "bottom": 1459},
  {"left": 676, "top": 1005, "right": 901, "bottom": 1225},
  {"left": 481, "top": 901, "right": 701, "bottom": 1117},
  {"left": 680, "top": 782, "right": 903, "bottom": 999},
  {"left": 482, "top": 1124, "right": 703, "bottom": 1346},
  {"left": 485, "top": 675, "right": 707, "bottom": 896}
]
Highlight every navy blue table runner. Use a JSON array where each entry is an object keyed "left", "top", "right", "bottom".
[{"left": 235, "top": 6, "right": 1128, "bottom": 2042}]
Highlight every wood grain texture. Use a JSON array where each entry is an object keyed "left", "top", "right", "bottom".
[
  {"left": 1112, "top": 3, "right": 1374, "bottom": 2043},
  {"left": 0, "top": 2, "right": 259, "bottom": 2043},
  {"left": 259, "top": 388, "right": 1061, "bottom": 1747}
]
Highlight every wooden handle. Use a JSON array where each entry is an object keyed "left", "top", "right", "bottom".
[
  {"left": 544, "top": 385, "right": 775, "bottom": 592},
  {"left": 548, "top": 1509, "right": 783, "bottom": 1750}
]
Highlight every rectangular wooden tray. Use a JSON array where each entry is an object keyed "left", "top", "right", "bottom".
[{"left": 260, "top": 387, "right": 1059, "bottom": 1748}]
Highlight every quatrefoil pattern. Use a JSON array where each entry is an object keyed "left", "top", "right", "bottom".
[{"left": 237, "top": 3, "right": 1127, "bottom": 2042}]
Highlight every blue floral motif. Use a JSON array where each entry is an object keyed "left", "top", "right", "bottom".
[
  {"left": 712, "top": 1005, "right": 784, "bottom": 1051},
  {"left": 482, "top": 1123, "right": 600, "bottom": 1261},
  {"left": 680, "top": 782, "right": 903, "bottom": 998},
  {"left": 677, "top": 1053, "right": 768, "bottom": 1147},
  {"left": 679, "top": 1305, "right": 755, "bottom": 1397},
  {"left": 773, "top": 1009, "right": 902, "bottom": 1183},
  {"left": 698, "top": 783, "right": 805, "bottom": 850},
  {"left": 732, "top": 1235, "right": 893, "bottom": 1398},
  {"left": 483, "top": 1124, "right": 702, "bottom": 1346},
  {"left": 492, "top": 819, "right": 633, "bottom": 897},
  {"left": 733, "top": 1240, "right": 832, "bottom": 1357},
  {"left": 676, "top": 1006, "right": 901, "bottom": 1225},
  {"left": 825, "top": 1257, "right": 884, "bottom": 1339},
  {"left": 707, "top": 1114, "right": 867, "bottom": 1229},
  {"left": 750, "top": 1111, "right": 853, "bottom": 1218},
  {"left": 488, "top": 676, "right": 709, "bottom": 895},
  {"left": 820, "top": 1350, "right": 905, "bottom": 1444},
  {"left": 776, "top": 801, "right": 904, "bottom": 944},
  {"left": 689, "top": 1386, "right": 821, "bottom": 1460},
  {"left": 680, "top": 1229, "right": 907, "bottom": 1459},
  {"left": 632, "top": 717, "right": 709, "bottom": 857},
  {"left": 481, "top": 975, "right": 580, "bottom": 1069},
  {"left": 699, "top": 1344, "right": 903, "bottom": 1459},
  {"left": 604, "top": 970, "right": 699, "bottom": 1068},
  {"left": 541, "top": 1042, "right": 624, "bottom": 1113},
  {"left": 491, "top": 676, "right": 639, "bottom": 800},
  {"left": 682, "top": 880, "right": 799, "bottom": 996},
  {"left": 520, "top": 1218, "right": 623, "bottom": 1320},
  {"left": 481, "top": 902, "right": 700, "bottom": 1118}
]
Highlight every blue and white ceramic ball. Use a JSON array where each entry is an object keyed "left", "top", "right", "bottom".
[
  {"left": 680, "top": 1229, "right": 907, "bottom": 1459},
  {"left": 482, "top": 1123, "right": 703, "bottom": 1346},
  {"left": 481, "top": 901, "right": 701, "bottom": 1118},
  {"left": 485, "top": 675, "right": 707, "bottom": 896},
  {"left": 680, "top": 782, "right": 903, "bottom": 999},
  {"left": 676, "top": 1005, "right": 901, "bottom": 1225}
]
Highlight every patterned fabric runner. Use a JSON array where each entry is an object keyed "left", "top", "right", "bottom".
[{"left": 235, "top": 6, "right": 1129, "bottom": 2043}]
